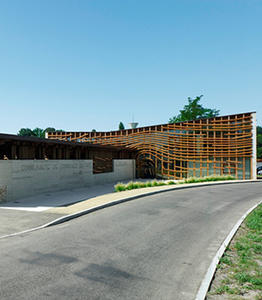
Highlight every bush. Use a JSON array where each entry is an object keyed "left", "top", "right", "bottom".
[
  {"left": 137, "top": 182, "right": 147, "bottom": 188},
  {"left": 114, "top": 183, "right": 126, "bottom": 192},
  {"left": 152, "top": 180, "right": 159, "bottom": 186},
  {"left": 167, "top": 181, "right": 176, "bottom": 185},
  {"left": 126, "top": 182, "right": 137, "bottom": 190},
  {"left": 114, "top": 175, "right": 235, "bottom": 192},
  {"left": 146, "top": 181, "right": 153, "bottom": 187}
]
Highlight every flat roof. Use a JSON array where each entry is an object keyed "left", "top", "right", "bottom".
[
  {"left": 0, "top": 133, "right": 133, "bottom": 152},
  {"left": 51, "top": 112, "right": 256, "bottom": 134}
]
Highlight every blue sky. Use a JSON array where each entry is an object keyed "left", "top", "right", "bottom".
[{"left": 0, "top": 0, "right": 261, "bottom": 133}]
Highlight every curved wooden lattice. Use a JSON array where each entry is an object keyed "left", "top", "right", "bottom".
[{"left": 47, "top": 113, "right": 254, "bottom": 180}]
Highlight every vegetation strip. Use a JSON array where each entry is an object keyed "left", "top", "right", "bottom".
[
  {"left": 207, "top": 204, "right": 262, "bottom": 300},
  {"left": 114, "top": 175, "right": 235, "bottom": 192}
]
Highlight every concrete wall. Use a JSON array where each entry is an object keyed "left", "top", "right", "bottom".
[{"left": 0, "top": 159, "right": 135, "bottom": 202}]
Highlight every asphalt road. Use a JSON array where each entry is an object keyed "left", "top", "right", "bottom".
[{"left": 0, "top": 182, "right": 261, "bottom": 300}]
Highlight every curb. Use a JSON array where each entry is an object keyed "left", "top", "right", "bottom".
[
  {"left": 0, "top": 180, "right": 259, "bottom": 240},
  {"left": 195, "top": 199, "right": 262, "bottom": 300},
  {"left": 46, "top": 179, "right": 259, "bottom": 226}
]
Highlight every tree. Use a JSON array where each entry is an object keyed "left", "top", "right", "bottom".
[
  {"left": 17, "top": 128, "right": 36, "bottom": 137},
  {"left": 91, "top": 129, "right": 96, "bottom": 132},
  {"left": 169, "top": 95, "right": 220, "bottom": 124},
  {"left": 32, "top": 127, "right": 45, "bottom": 138},
  {"left": 17, "top": 127, "right": 64, "bottom": 138},
  {"left": 119, "top": 122, "right": 125, "bottom": 130},
  {"left": 44, "top": 127, "right": 56, "bottom": 133}
]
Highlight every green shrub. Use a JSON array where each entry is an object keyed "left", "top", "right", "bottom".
[
  {"left": 114, "top": 175, "right": 236, "bottom": 192},
  {"left": 126, "top": 182, "right": 137, "bottom": 190},
  {"left": 167, "top": 181, "right": 176, "bottom": 185},
  {"left": 146, "top": 181, "right": 153, "bottom": 187},
  {"left": 185, "top": 177, "right": 198, "bottom": 184},
  {"left": 152, "top": 180, "right": 159, "bottom": 186},
  {"left": 114, "top": 183, "right": 126, "bottom": 192},
  {"left": 137, "top": 182, "right": 147, "bottom": 188}
]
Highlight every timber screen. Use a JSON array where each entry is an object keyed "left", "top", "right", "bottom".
[{"left": 47, "top": 112, "right": 256, "bottom": 180}]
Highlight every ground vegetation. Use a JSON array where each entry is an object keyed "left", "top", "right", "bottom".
[
  {"left": 114, "top": 175, "right": 235, "bottom": 192},
  {"left": 207, "top": 204, "right": 262, "bottom": 299}
]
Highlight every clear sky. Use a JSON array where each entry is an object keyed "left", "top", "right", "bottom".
[{"left": 0, "top": 0, "right": 261, "bottom": 134}]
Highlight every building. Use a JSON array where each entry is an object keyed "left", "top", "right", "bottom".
[
  {"left": 0, "top": 133, "right": 134, "bottom": 174},
  {"left": 47, "top": 112, "right": 257, "bottom": 180},
  {"left": 0, "top": 134, "right": 136, "bottom": 202}
]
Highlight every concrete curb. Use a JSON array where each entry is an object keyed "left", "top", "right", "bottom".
[
  {"left": 0, "top": 224, "right": 49, "bottom": 240},
  {"left": 0, "top": 180, "right": 259, "bottom": 241},
  {"left": 46, "top": 179, "right": 259, "bottom": 226},
  {"left": 195, "top": 199, "right": 262, "bottom": 300}
]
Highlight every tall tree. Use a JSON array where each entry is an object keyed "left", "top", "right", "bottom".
[
  {"left": 44, "top": 127, "right": 56, "bottom": 133},
  {"left": 17, "top": 127, "right": 64, "bottom": 138},
  {"left": 17, "top": 128, "right": 35, "bottom": 137},
  {"left": 32, "top": 127, "right": 45, "bottom": 138},
  {"left": 169, "top": 95, "right": 220, "bottom": 123},
  {"left": 119, "top": 122, "right": 125, "bottom": 130}
]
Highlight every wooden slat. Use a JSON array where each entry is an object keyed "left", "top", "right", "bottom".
[{"left": 47, "top": 113, "right": 254, "bottom": 179}]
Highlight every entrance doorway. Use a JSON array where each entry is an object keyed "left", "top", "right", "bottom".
[{"left": 136, "top": 156, "right": 155, "bottom": 179}]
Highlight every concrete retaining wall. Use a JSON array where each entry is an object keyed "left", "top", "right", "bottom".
[{"left": 0, "top": 159, "right": 135, "bottom": 202}]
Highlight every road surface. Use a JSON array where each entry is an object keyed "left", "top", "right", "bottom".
[{"left": 0, "top": 182, "right": 261, "bottom": 300}]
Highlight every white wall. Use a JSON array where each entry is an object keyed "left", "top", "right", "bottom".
[{"left": 0, "top": 159, "right": 135, "bottom": 202}]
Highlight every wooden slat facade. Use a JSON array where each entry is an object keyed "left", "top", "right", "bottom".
[{"left": 47, "top": 113, "right": 255, "bottom": 180}]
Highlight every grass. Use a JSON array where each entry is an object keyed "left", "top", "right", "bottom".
[
  {"left": 114, "top": 175, "right": 235, "bottom": 192},
  {"left": 207, "top": 204, "right": 262, "bottom": 299}
]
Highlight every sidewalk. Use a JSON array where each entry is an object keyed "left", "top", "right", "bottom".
[
  {"left": 0, "top": 179, "right": 258, "bottom": 238},
  {"left": 0, "top": 182, "right": 117, "bottom": 212},
  {"left": 0, "top": 181, "right": 117, "bottom": 237}
]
